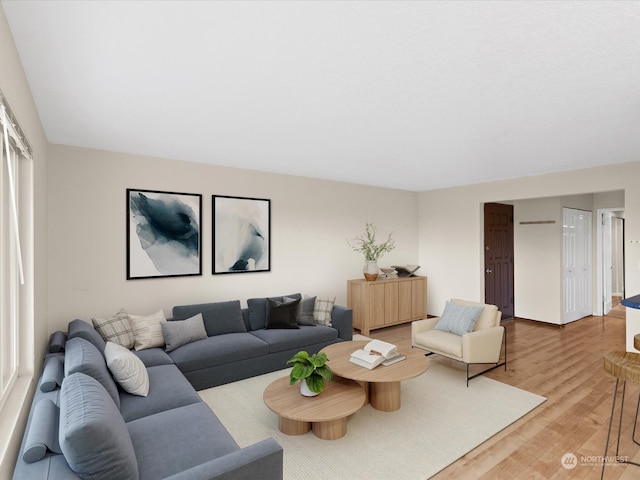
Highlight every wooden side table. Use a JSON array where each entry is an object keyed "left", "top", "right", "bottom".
[{"left": 263, "top": 376, "right": 365, "bottom": 440}]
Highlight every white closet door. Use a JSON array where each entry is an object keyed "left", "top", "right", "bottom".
[{"left": 563, "top": 208, "right": 592, "bottom": 324}]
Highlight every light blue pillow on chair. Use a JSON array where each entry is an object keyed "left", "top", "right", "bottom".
[{"left": 433, "top": 302, "right": 484, "bottom": 336}]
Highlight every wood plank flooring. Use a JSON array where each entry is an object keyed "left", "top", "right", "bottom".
[{"left": 366, "top": 315, "right": 640, "bottom": 479}]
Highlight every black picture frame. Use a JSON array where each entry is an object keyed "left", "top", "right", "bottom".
[
  {"left": 213, "top": 195, "right": 271, "bottom": 274},
  {"left": 127, "top": 188, "right": 202, "bottom": 279}
]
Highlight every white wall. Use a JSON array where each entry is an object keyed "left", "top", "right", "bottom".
[
  {"left": 47, "top": 145, "right": 419, "bottom": 333},
  {"left": 417, "top": 162, "right": 640, "bottom": 350},
  {"left": 513, "top": 197, "right": 565, "bottom": 323},
  {"left": 512, "top": 194, "right": 595, "bottom": 324}
]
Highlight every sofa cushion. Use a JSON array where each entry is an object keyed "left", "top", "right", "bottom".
[
  {"left": 247, "top": 293, "right": 301, "bottom": 330},
  {"left": 132, "top": 347, "right": 174, "bottom": 367},
  {"left": 414, "top": 330, "right": 463, "bottom": 358},
  {"left": 67, "top": 319, "right": 106, "bottom": 353},
  {"left": 172, "top": 300, "right": 246, "bottom": 337},
  {"left": 92, "top": 309, "right": 135, "bottom": 349},
  {"left": 127, "top": 402, "right": 238, "bottom": 480},
  {"left": 118, "top": 364, "right": 202, "bottom": 422},
  {"left": 64, "top": 337, "right": 120, "bottom": 409},
  {"left": 167, "top": 333, "right": 269, "bottom": 372},
  {"left": 161, "top": 313, "right": 208, "bottom": 352},
  {"left": 265, "top": 298, "right": 300, "bottom": 329},
  {"left": 104, "top": 341, "right": 149, "bottom": 397},
  {"left": 433, "top": 301, "right": 484, "bottom": 336},
  {"left": 251, "top": 325, "right": 338, "bottom": 354},
  {"left": 59, "top": 372, "right": 139, "bottom": 480},
  {"left": 128, "top": 310, "right": 166, "bottom": 351},
  {"left": 313, "top": 297, "right": 335, "bottom": 326}
]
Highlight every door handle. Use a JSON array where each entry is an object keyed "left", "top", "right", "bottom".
[{"left": 486, "top": 269, "right": 493, "bottom": 274}]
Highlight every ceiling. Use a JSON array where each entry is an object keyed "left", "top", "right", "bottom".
[{"left": 3, "top": 1, "right": 640, "bottom": 191}]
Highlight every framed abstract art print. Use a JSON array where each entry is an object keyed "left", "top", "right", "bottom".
[
  {"left": 213, "top": 195, "right": 270, "bottom": 274},
  {"left": 127, "top": 189, "right": 202, "bottom": 279}
]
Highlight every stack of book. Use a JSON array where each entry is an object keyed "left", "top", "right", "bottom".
[{"left": 349, "top": 340, "right": 406, "bottom": 370}]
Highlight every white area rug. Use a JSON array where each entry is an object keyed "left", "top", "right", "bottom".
[{"left": 199, "top": 355, "right": 546, "bottom": 480}]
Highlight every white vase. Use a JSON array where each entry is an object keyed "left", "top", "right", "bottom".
[
  {"left": 363, "top": 260, "right": 379, "bottom": 281},
  {"left": 300, "top": 380, "right": 319, "bottom": 397}
]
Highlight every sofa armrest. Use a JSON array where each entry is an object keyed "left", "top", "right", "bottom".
[
  {"left": 331, "top": 305, "right": 353, "bottom": 341},
  {"left": 162, "top": 438, "right": 283, "bottom": 480},
  {"left": 411, "top": 317, "right": 439, "bottom": 346},
  {"left": 462, "top": 326, "right": 504, "bottom": 364}
]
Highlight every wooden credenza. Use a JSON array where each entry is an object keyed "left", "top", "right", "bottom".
[{"left": 347, "top": 276, "right": 427, "bottom": 336}]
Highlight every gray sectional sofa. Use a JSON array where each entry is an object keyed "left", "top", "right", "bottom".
[{"left": 13, "top": 294, "right": 352, "bottom": 480}]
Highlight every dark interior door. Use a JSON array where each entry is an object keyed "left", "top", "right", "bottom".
[{"left": 484, "top": 203, "right": 514, "bottom": 320}]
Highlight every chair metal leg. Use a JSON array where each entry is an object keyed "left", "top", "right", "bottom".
[
  {"left": 633, "top": 386, "right": 640, "bottom": 447},
  {"left": 602, "top": 378, "right": 620, "bottom": 480},
  {"left": 503, "top": 327, "right": 507, "bottom": 371},
  {"left": 602, "top": 379, "right": 640, "bottom": 479},
  {"left": 615, "top": 381, "right": 627, "bottom": 456}
]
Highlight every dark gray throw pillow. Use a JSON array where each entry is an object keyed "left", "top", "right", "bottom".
[
  {"left": 266, "top": 299, "right": 300, "bottom": 329},
  {"left": 284, "top": 295, "right": 316, "bottom": 326}
]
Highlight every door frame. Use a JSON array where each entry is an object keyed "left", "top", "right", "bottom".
[{"left": 595, "top": 207, "right": 625, "bottom": 316}]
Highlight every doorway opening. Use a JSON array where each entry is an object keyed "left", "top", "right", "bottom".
[{"left": 596, "top": 208, "right": 625, "bottom": 318}]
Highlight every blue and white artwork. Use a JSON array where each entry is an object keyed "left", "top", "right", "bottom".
[
  {"left": 213, "top": 195, "right": 270, "bottom": 274},
  {"left": 127, "top": 189, "right": 202, "bottom": 279}
]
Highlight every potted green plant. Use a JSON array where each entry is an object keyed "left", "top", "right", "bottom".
[
  {"left": 348, "top": 223, "right": 395, "bottom": 280},
  {"left": 287, "top": 350, "right": 333, "bottom": 396}
]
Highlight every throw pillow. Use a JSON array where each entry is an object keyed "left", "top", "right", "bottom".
[
  {"left": 284, "top": 295, "right": 316, "bottom": 326},
  {"left": 161, "top": 313, "right": 208, "bottom": 352},
  {"left": 266, "top": 298, "right": 300, "bottom": 329},
  {"left": 247, "top": 293, "right": 302, "bottom": 330},
  {"left": 433, "top": 301, "right": 484, "bottom": 336},
  {"left": 59, "top": 372, "right": 139, "bottom": 480},
  {"left": 313, "top": 297, "right": 335, "bottom": 326},
  {"left": 127, "top": 310, "right": 166, "bottom": 351},
  {"left": 104, "top": 341, "right": 149, "bottom": 397},
  {"left": 91, "top": 309, "right": 135, "bottom": 349}
]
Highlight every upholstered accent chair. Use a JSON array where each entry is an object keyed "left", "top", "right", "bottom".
[{"left": 411, "top": 299, "right": 506, "bottom": 386}]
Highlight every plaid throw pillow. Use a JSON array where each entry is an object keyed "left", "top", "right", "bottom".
[
  {"left": 92, "top": 309, "right": 135, "bottom": 349},
  {"left": 313, "top": 297, "right": 335, "bottom": 326}
]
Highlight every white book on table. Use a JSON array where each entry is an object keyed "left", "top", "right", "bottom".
[
  {"left": 349, "top": 339, "right": 399, "bottom": 370},
  {"left": 349, "top": 352, "right": 384, "bottom": 370}
]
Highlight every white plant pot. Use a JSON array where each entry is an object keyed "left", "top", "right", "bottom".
[{"left": 300, "top": 380, "right": 319, "bottom": 397}]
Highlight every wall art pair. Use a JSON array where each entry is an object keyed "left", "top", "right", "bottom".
[{"left": 127, "top": 189, "right": 270, "bottom": 279}]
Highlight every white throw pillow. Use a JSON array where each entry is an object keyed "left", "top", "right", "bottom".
[
  {"left": 104, "top": 341, "right": 149, "bottom": 397},
  {"left": 128, "top": 309, "right": 167, "bottom": 351}
]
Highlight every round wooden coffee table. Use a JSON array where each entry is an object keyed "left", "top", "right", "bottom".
[
  {"left": 321, "top": 340, "right": 429, "bottom": 412},
  {"left": 263, "top": 376, "right": 365, "bottom": 440}
]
